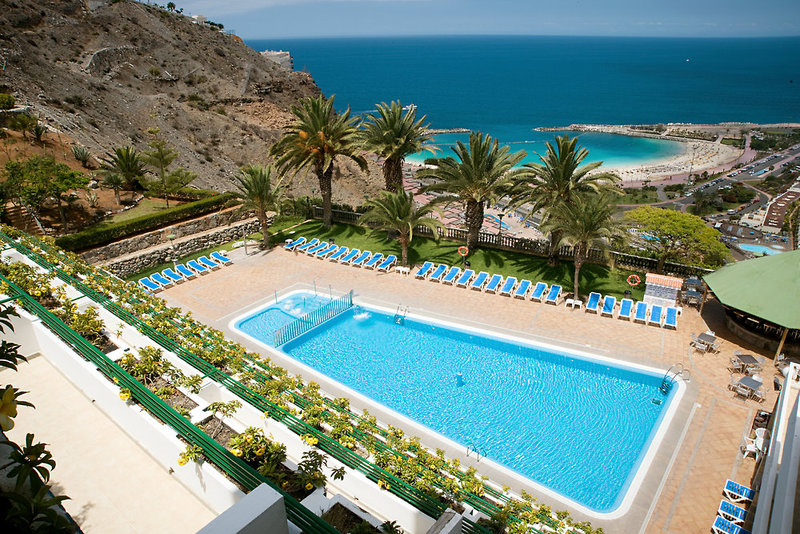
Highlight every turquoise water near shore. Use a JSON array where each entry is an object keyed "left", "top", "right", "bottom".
[{"left": 247, "top": 36, "right": 800, "bottom": 165}]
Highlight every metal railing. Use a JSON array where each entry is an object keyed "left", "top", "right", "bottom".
[{"left": 272, "top": 291, "right": 353, "bottom": 346}]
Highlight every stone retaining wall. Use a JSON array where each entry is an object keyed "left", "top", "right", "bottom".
[
  {"left": 101, "top": 218, "right": 261, "bottom": 278},
  {"left": 81, "top": 207, "right": 254, "bottom": 264}
]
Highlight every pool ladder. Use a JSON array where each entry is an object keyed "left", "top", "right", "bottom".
[
  {"left": 393, "top": 305, "right": 409, "bottom": 325},
  {"left": 466, "top": 443, "right": 486, "bottom": 462},
  {"left": 653, "top": 363, "right": 690, "bottom": 405}
]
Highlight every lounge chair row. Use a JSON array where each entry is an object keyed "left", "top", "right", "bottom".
[
  {"left": 711, "top": 479, "right": 755, "bottom": 534},
  {"left": 138, "top": 251, "right": 232, "bottom": 293},
  {"left": 584, "top": 292, "right": 680, "bottom": 329},
  {"left": 411, "top": 261, "right": 564, "bottom": 304},
  {"left": 284, "top": 236, "right": 397, "bottom": 272}
]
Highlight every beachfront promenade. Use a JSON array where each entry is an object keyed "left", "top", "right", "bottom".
[{"left": 157, "top": 244, "right": 776, "bottom": 533}]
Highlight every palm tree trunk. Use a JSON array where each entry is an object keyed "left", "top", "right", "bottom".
[
  {"left": 657, "top": 255, "right": 666, "bottom": 274},
  {"left": 573, "top": 245, "right": 585, "bottom": 300},
  {"left": 547, "top": 229, "right": 563, "bottom": 266},
  {"left": 318, "top": 164, "right": 333, "bottom": 228},
  {"left": 399, "top": 235, "right": 409, "bottom": 266},
  {"left": 384, "top": 157, "right": 403, "bottom": 192},
  {"left": 259, "top": 212, "right": 270, "bottom": 249},
  {"left": 114, "top": 188, "right": 121, "bottom": 205},
  {"left": 464, "top": 200, "right": 483, "bottom": 251}
]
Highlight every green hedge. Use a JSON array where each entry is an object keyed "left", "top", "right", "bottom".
[{"left": 55, "top": 193, "right": 240, "bottom": 251}]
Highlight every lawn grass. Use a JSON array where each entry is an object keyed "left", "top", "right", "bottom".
[
  {"left": 108, "top": 198, "right": 176, "bottom": 224},
  {"left": 272, "top": 220, "right": 646, "bottom": 300},
  {"left": 614, "top": 189, "right": 660, "bottom": 205}
]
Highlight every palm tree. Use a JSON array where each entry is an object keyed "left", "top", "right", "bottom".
[
  {"left": 509, "top": 135, "right": 621, "bottom": 265},
  {"left": 271, "top": 95, "right": 366, "bottom": 228},
  {"left": 234, "top": 165, "right": 287, "bottom": 249},
  {"left": 360, "top": 101, "right": 434, "bottom": 192},
  {"left": 418, "top": 132, "right": 528, "bottom": 251},
  {"left": 102, "top": 172, "right": 125, "bottom": 205},
  {"left": 542, "top": 193, "right": 624, "bottom": 301},
  {"left": 359, "top": 189, "right": 444, "bottom": 266},
  {"left": 101, "top": 146, "right": 147, "bottom": 197}
]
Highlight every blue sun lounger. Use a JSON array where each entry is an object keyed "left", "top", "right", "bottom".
[
  {"left": 296, "top": 238, "right": 320, "bottom": 253},
  {"left": 364, "top": 253, "right": 384, "bottom": 269},
  {"left": 633, "top": 301, "right": 648, "bottom": 323},
  {"left": 530, "top": 281, "right": 548, "bottom": 301},
  {"left": 648, "top": 304, "right": 664, "bottom": 326},
  {"left": 377, "top": 255, "right": 397, "bottom": 272},
  {"left": 186, "top": 259, "right": 209, "bottom": 275},
  {"left": 484, "top": 274, "right": 503, "bottom": 293},
  {"left": 513, "top": 279, "right": 531, "bottom": 299},
  {"left": 151, "top": 272, "right": 174, "bottom": 288},
  {"left": 498, "top": 276, "right": 517, "bottom": 296},
  {"left": 717, "top": 500, "right": 748, "bottom": 525},
  {"left": 601, "top": 295, "right": 616, "bottom": 317},
  {"left": 723, "top": 480, "right": 754, "bottom": 504},
  {"left": 306, "top": 241, "right": 329, "bottom": 256},
  {"left": 617, "top": 298, "right": 634, "bottom": 320},
  {"left": 442, "top": 266, "right": 461, "bottom": 284},
  {"left": 210, "top": 251, "right": 232, "bottom": 265},
  {"left": 470, "top": 271, "right": 489, "bottom": 291},
  {"left": 664, "top": 307, "right": 679, "bottom": 329},
  {"left": 712, "top": 516, "right": 750, "bottom": 534},
  {"left": 455, "top": 269, "right": 474, "bottom": 287},
  {"left": 176, "top": 264, "right": 196, "bottom": 279},
  {"left": 585, "top": 292, "right": 601, "bottom": 313},
  {"left": 315, "top": 244, "right": 338, "bottom": 259},
  {"left": 329, "top": 247, "right": 349, "bottom": 262},
  {"left": 352, "top": 250, "right": 372, "bottom": 267},
  {"left": 414, "top": 261, "right": 434, "bottom": 279},
  {"left": 545, "top": 284, "right": 562, "bottom": 305},
  {"left": 139, "top": 277, "right": 161, "bottom": 293},
  {"left": 284, "top": 236, "right": 306, "bottom": 250},
  {"left": 162, "top": 268, "right": 184, "bottom": 284},
  {"left": 429, "top": 264, "right": 448, "bottom": 282},
  {"left": 199, "top": 256, "right": 221, "bottom": 270},
  {"left": 339, "top": 248, "right": 360, "bottom": 264}
]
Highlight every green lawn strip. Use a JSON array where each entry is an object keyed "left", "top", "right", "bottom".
[
  {"left": 273, "top": 220, "right": 646, "bottom": 300},
  {"left": 126, "top": 216, "right": 306, "bottom": 282},
  {"left": 107, "top": 198, "right": 177, "bottom": 224}
]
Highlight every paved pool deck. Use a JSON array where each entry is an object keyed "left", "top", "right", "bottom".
[{"left": 158, "top": 244, "right": 781, "bottom": 533}]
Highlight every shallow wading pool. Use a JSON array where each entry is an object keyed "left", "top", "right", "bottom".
[{"left": 233, "top": 291, "right": 684, "bottom": 514}]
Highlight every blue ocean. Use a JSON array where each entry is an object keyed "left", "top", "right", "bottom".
[{"left": 247, "top": 36, "right": 800, "bottom": 166}]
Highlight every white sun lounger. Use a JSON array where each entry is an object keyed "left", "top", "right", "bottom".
[
  {"left": 150, "top": 272, "right": 174, "bottom": 288},
  {"left": 210, "top": 251, "right": 232, "bottom": 265},
  {"left": 364, "top": 253, "right": 384, "bottom": 269},
  {"left": 617, "top": 298, "right": 633, "bottom": 320},
  {"left": 376, "top": 255, "right": 397, "bottom": 272},
  {"left": 634, "top": 301, "right": 648, "bottom": 323},
  {"left": 601, "top": 295, "right": 617, "bottom": 317},
  {"left": 198, "top": 256, "right": 221, "bottom": 270},
  {"left": 545, "top": 285, "right": 562, "bottom": 305},
  {"left": 455, "top": 269, "right": 475, "bottom": 287},
  {"left": 717, "top": 499, "right": 748, "bottom": 525},
  {"left": 162, "top": 268, "right": 184, "bottom": 284},
  {"left": 723, "top": 479, "right": 755, "bottom": 504},
  {"left": 585, "top": 292, "right": 601, "bottom": 313},
  {"left": 175, "top": 264, "right": 196, "bottom": 279},
  {"left": 351, "top": 250, "right": 372, "bottom": 267},
  {"left": 284, "top": 236, "right": 306, "bottom": 250},
  {"left": 648, "top": 304, "right": 664, "bottom": 326},
  {"left": 315, "top": 244, "right": 339, "bottom": 259},
  {"left": 329, "top": 247, "right": 349, "bottom": 262},
  {"left": 498, "top": 277, "right": 517, "bottom": 296},
  {"left": 306, "top": 241, "right": 329, "bottom": 256},
  {"left": 664, "top": 307, "right": 679, "bottom": 329},
  {"left": 530, "top": 282, "right": 548, "bottom": 301},
  {"left": 513, "top": 279, "right": 531, "bottom": 299},
  {"left": 442, "top": 266, "right": 461, "bottom": 284},
  {"left": 429, "top": 264, "right": 448, "bottom": 282},
  {"left": 186, "top": 259, "right": 209, "bottom": 275},
  {"left": 339, "top": 248, "right": 360, "bottom": 264},
  {"left": 139, "top": 277, "right": 162, "bottom": 293},
  {"left": 414, "top": 261, "right": 434, "bottom": 279},
  {"left": 484, "top": 274, "right": 503, "bottom": 293},
  {"left": 296, "top": 238, "right": 320, "bottom": 253},
  {"left": 470, "top": 271, "right": 489, "bottom": 290}
]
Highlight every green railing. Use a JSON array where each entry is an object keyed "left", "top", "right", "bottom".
[{"left": 273, "top": 290, "right": 353, "bottom": 346}]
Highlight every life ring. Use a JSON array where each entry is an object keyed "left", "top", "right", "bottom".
[
  {"left": 627, "top": 274, "right": 641, "bottom": 287},
  {"left": 458, "top": 246, "right": 469, "bottom": 257}
]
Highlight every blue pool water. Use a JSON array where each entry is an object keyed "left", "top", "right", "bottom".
[
  {"left": 235, "top": 293, "right": 677, "bottom": 512},
  {"left": 739, "top": 243, "right": 785, "bottom": 255},
  {"left": 484, "top": 214, "right": 511, "bottom": 229}
]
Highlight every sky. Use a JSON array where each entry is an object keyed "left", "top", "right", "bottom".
[{"left": 171, "top": 0, "right": 800, "bottom": 40}]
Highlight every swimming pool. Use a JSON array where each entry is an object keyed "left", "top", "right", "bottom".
[
  {"left": 739, "top": 243, "right": 784, "bottom": 255},
  {"left": 233, "top": 292, "right": 682, "bottom": 514},
  {"left": 484, "top": 214, "right": 511, "bottom": 229}
]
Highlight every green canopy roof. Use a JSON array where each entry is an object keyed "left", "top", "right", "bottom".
[{"left": 704, "top": 249, "right": 800, "bottom": 329}]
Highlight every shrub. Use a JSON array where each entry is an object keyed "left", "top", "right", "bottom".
[
  {"left": 0, "top": 93, "right": 15, "bottom": 110},
  {"left": 54, "top": 193, "right": 239, "bottom": 251}
]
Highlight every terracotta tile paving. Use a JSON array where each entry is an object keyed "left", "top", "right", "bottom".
[{"left": 161, "top": 246, "right": 781, "bottom": 533}]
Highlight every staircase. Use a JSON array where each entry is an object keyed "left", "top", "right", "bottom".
[{"left": 3, "top": 203, "right": 44, "bottom": 236}]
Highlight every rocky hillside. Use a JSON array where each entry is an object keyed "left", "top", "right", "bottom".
[{"left": 0, "top": 0, "right": 383, "bottom": 203}]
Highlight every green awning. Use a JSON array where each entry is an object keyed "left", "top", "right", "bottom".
[{"left": 703, "top": 249, "right": 800, "bottom": 330}]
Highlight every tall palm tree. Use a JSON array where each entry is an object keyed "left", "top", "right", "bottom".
[
  {"left": 100, "top": 146, "right": 147, "bottom": 196},
  {"left": 509, "top": 135, "right": 621, "bottom": 265},
  {"left": 234, "top": 165, "right": 287, "bottom": 249},
  {"left": 542, "top": 193, "right": 624, "bottom": 301},
  {"left": 101, "top": 172, "right": 125, "bottom": 205},
  {"left": 271, "top": 95, "right": 366, "bottom": 228},
  {"left": 360, "top": 101, "right": 434, "bottom": 192},
  {"left": 359, "top": 189, "right": 444, "bottom": 266},
  {"left": 418, "top": 132, "right": 528, "bottom": 251}
]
